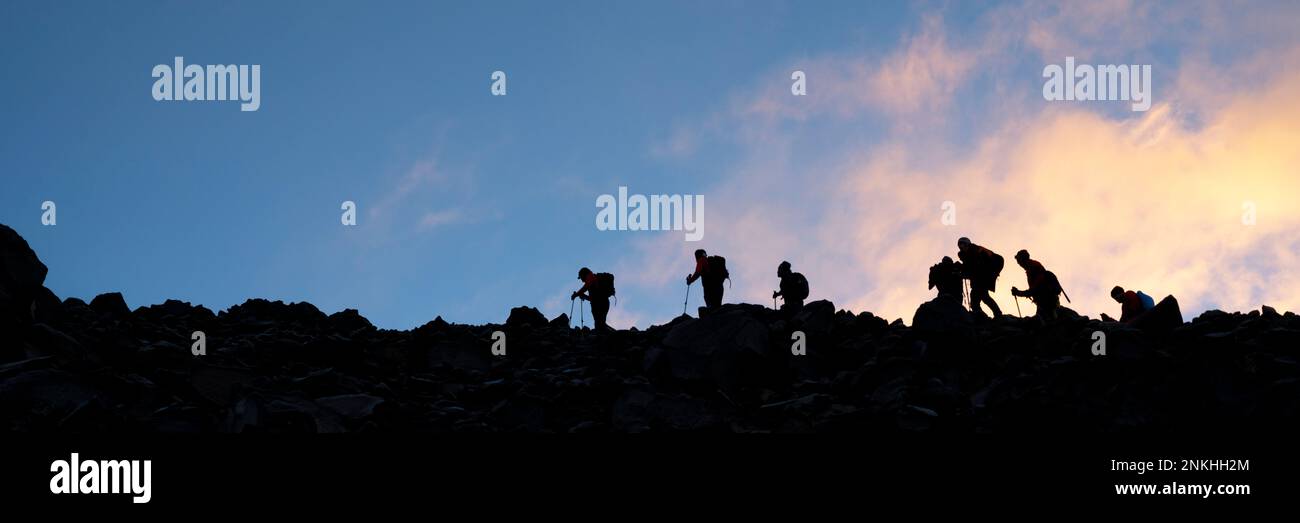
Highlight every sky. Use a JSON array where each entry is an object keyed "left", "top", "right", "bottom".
[{"left": 2, "top": 0, "right": 1298, "bottom": 329}]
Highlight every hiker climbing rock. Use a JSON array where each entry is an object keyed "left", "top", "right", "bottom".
[
  {"left": 928, "top": 256, "right": 964, "bottom": 300},
  {"left": 956, "top": 237, "right": 1004, "bottom": 319},
  {"left": 1110, "top": 286, "right": 1156, "bottom": 324},
  {"left": 1107, "top": 285, "right": 1183, "bottom": 330},
  {"left": 686, "top": 249, "right": 728, "bottom": 315},
  {"left": 773, "top": 260, "right": 809, "bottom": 315},
  {"left": 1010, "top": 249, "right": 1063, "bottom": 321},
  {"left": 572, "top": 267, "right": 615, "bottom": 331}
]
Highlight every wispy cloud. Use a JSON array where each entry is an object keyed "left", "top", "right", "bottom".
[{"left": 418, "top": 208, "right": 465, "bottom": 231}]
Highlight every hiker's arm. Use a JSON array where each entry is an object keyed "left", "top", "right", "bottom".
[
  {"left": 571, "top": 281, "right": 591, "bottom": 299},
  {"left": 687, "top": 259, "right": 705, "bottom": 283}
]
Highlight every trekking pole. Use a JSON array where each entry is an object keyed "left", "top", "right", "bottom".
[
  {"left": 683, "top": 282, "right": 691, "bottom": 316},
  {"left": 1014, "top": 295, "right": 1022, "bottom": 317},
  {"left": 580, "top": 299, "right": 585, "bottom": 328},
  {"left": 569, "top": 298, "right": 576, "bottom": 328}
]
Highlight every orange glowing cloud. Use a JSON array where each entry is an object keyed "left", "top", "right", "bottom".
[{"left": 615, "top": 7, "right": 1300, "bottom": 328}]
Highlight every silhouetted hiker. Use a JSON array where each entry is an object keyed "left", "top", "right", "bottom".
[
  {"left": 572, "top": 267, "right": 615, "bottom": 331},
  {"left": 686, "top": 249, "right": 728, "bottom": 314},
  {"left": 1111, "top": 285, "right": 1156, "bottom": 324},
  {"left": 928, "top": 256, "right": 964, "bottom": 300},
  {"left": 1010, "top": 250, "right": 1063, "bottom": 320},
  {"left": 956, "top": 237, "right": 1004, "bottom": 319},
  {"left": 773, "top": 260, "right": 809, "bottom": 315}
]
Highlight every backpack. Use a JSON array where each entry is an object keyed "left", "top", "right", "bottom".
[
  {"left": 989, "top": 251, "right": 1004, "bottom": 277},
  {"left": 1041, "top": 270, "right": 1063, "bottom": 297},
  {"left": 596, "top": 272, "right": 616, "bottom": 298},
  {"left": 791, "top": 273, "right": 809, "bottom": 301},
  {"left": 1135, "top": 290, "right": 1156, "bottom": 311},
  {"left": 706, "top": 255, "right": 729, "bottom": 283}
]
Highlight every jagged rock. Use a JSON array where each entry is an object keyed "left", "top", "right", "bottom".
[
  {"left": 793, "top": 299, "right": 836, "bottom": 334},
  {"left": 135, "top": 299, "right": 215, "bottom": 322},
  {"left": 549, "top": 313, "right": 570, "bottom": 329},
  {"left": 911, "top": 295, "right": 974, "bottom": 340},
  {"left": 1262, "top": 305, "right": 1280, "bottom": 319},
  {"left": 0, "top": 225, "right": 1297, "bottom": 434},
  {"left": 1130, "top": 295, "right": 1182, "bottom": 332},
  {"left": 0, "top": 224, "right": 49, "bottom": 324},
  {"left": 662, "top": 305, "right": 770, "bottom": 387},
  {"left": 506, "top": 306, "right": 547, "bottom": 328},
  {"left": 329, "top": 309, "right": 374, "bottom": 335},
  {"left": 414, "top": 315, "right": 451, "bottom": 335},
  {"left": 223, "top": 299, "right": 326, "bottom": 324},
  {"left": 89, "top": 292, "right": 131, "bottom": 318}
]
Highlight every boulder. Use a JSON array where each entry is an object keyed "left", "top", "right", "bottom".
[
  {"left": 911, "top": 295, "right": 974, "bottom": 340},
  {"left": 506, "top": 306, "right": 547, "bottom": 328},
  {"left": 549, "top": 313, "right": 570, "bottom": 329},
  {"left": 329, "top": 309, "right": 375, "bottom": 335},
  {"left": 793, "top": 299, "right": 836, "bottom": 334},
  {"left": 662, "top": 304, "right": 770, "bottom": 387},
  {"left": 89, "top": 292, "right": 131, "bottom": 318}
]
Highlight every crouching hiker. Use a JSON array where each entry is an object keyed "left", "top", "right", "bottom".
[
  {"left": 1110, "top": 285, "right": 1156, "bottom": 324},
  {"left": 1010, "top": 249, "right": 1065, "bottom": 321},
  {"left": 773, "top": 260, "right": 809, "bottom": 316}
]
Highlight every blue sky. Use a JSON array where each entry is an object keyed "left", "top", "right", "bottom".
[{"left": 4, "top": 1, "right": 1299, "bottom": 328}]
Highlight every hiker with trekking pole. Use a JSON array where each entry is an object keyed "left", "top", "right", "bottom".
[
  {"left": 1009, "top": 249, "right": 1066, "bottom": 321},
  {"left": 956, "top": 237, "right": 1005, "bottom": 320},
  {"left": 686, "top": 249, "right": 728, "bottom": 317},
  {"left": 772, "top": 261, "right": 809, "bottom": 316},
  {"left": 571, "top": 267, "right": 615, "bottom": 332}
]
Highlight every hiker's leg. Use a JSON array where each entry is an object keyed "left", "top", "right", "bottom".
[
  {"left": 969, "top": 287, "right": 990, "bottom": 318},
  {"left": 1036, "top": 297, "right": 1058, "bottom": 320},
  {"left": 704, "top": 283, "right": 722, "bottom": 309},
  {"left": 591, "top": 297, "right": 610, "bottom": 331},
  {"left": 981, "top": 292, "right": 1002, "bottom": 318}
]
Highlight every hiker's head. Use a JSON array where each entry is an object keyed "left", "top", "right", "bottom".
[
  {"left": 1111, "top": 286, "right": 1125, "bottom": 302},
  {"left": 941, "top": 256, "right": 953, "bottom": 264},
  {"left": 778, "top": 261, "right": 791, "bottom": 277},
  {"left": 957, "top": 237, "right": 971, "bottom": 252},
  {"left": 578, "top": 267, "right": 592, "bottom": 280},
  {"left": 694, "top": 249, "right": 706, "bottom": 260},
  {"left": 1014, "top": 249, "right": 1030, "bottom": 267}
]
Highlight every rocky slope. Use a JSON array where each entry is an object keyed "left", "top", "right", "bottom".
[{"left": 2, "top": 224, "right": 1297, "bottom": 433}]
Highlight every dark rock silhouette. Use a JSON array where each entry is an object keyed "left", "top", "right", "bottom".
[
  {"left": 0, "top": 224, "right": 49, "bottom": 328},
  {"left": 911, "top": 294, "right": 974, "bottom": 340},
  {"left": 89, "top": 292, "right": 131, "bottom": 318},
  {"left": 1, "top": 225, "right": 1297, "bottom": 433},
  {"left": 506, "top": 306, "right": 548, "bottom": 328}
]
